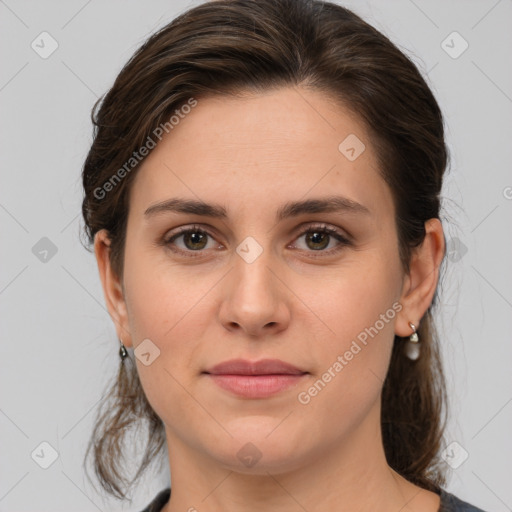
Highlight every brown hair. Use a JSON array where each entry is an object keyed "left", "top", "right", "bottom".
[{"left": 81, "top": 0, "right": 449, "bottom": 500}]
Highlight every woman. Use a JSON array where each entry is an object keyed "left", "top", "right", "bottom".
[{"left": 81, "top": 1, "right": 486, "bottom": 510}]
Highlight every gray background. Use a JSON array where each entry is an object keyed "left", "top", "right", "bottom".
[{"left": 1, "top": 0, "right": 511, "bottom": 510}]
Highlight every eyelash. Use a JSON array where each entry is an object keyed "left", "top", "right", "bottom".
[{"left": 162, "top": 223, "right": 352, "bottom": 259}]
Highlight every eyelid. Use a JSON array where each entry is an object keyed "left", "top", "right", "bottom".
[{"left": 292, "top": 221, "right": 352, "bottom": 242}]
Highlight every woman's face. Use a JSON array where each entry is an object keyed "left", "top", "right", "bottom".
[{"left": 100, "top": 86, "right": 413, "bottom": 473}]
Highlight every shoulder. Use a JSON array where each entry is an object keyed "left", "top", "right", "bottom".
[
  {"left": 438, "top": 488, "right": 488, "bottom": 512},
  {"left": 139, "top": 487, "right": 171, "bottom": 512}
]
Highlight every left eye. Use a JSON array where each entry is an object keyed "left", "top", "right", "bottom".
[
  {"left": 292, "top": 225, "right": 350, "bottom": 253},
  {"left": 163, "top": 224, "right": 350, "bottom": 256}
]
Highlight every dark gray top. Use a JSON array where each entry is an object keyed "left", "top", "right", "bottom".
[{"left": 140, "top": 487, "right": 487, "bottom": 511}]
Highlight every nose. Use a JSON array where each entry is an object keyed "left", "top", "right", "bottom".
[{"left": 218, "top": 247, "right": 291, "bottom": 337}]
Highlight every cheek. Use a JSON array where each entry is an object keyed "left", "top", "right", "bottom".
[
  {"left": 302, "top": 249, "right": 401, "bottom": 352},
  {"left": 123, "top": 237, "right": 212, "bottom": 341},
  {"left": 292, "top": 251, "right": 401, "bottom": 413},
  {"left": 121, "top": 242, "right": 210, "bottom": 393},
  {"left": 122, "top": 255, "right": 214, "bottom": 424}
]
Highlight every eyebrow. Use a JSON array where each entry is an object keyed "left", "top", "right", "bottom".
[{"left": 144, "top": 195, "right": 371, "bottom": 222}]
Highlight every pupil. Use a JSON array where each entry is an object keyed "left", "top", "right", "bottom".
[
  {"left": 186, "top": 232, "right": 206, "bottom": 249},
  {"left": 309, "top": 231, "right": 328, "bottom": 250}
]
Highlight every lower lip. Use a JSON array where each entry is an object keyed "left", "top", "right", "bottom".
[{"left": 205, "top": 373, "right": 307, "bottom": 398}]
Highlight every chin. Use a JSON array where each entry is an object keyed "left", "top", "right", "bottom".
[{"left": 205, "top": 426, "right": 310, "bottom": 475}]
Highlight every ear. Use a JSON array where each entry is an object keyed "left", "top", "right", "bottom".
[
  {"left": 395, "top": 218, "right": 445, "bottom": 337},
  {"left": 94, "top": 229, "right": 133, "bottom": 348}
]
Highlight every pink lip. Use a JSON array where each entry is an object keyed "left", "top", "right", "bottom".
[
  {"left": 203, "top": 358, "right": 308, "bottom": 398},
  {"left": 205, "top": 358, "right": 306, "bottom": 375}
]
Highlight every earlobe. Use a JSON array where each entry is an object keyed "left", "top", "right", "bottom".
[
  {"left": 93, "top": 229, "right": 133, "bottom": 348},
  {"left": 395, "top": 218, "right": 445, "bottom": 337}
]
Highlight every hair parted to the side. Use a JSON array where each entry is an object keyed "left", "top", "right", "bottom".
[{"left": 81, "top": 0, "right": 449, "bottom": 501}]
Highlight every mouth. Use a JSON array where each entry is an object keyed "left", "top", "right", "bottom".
[{"left": 202, "top": 358, "right": 309, "bottom": 398}]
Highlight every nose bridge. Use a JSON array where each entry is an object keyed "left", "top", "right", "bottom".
[
  {"left": 233, "top": 238, "right": 277, "bottom": 308},
  {"left": 219, "top": 234, "right": 289, "bottom": 335}
]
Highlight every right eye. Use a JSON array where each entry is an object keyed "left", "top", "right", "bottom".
[{"left": 164, "top": 225, "right": 222, "bottom": 257}]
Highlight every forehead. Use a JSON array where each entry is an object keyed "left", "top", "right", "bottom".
[{"left": 128, "top": 87, "right": 392, "bottom": 220}]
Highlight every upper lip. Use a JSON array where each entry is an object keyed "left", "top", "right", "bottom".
[{"left": 204, "top": 358, "right": 307, "bottom": 376}]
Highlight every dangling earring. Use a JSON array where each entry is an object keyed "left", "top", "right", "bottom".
[
  {"left": 404, "top": 322, "right": 420, "bottom": 360},
  {"left": 119, "top": 339, "right": 128, "bottom": 361}
]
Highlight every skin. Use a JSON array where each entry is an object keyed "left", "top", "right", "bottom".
[{"left": 95, "top": 86, "right": 445, "bottom": 512}]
